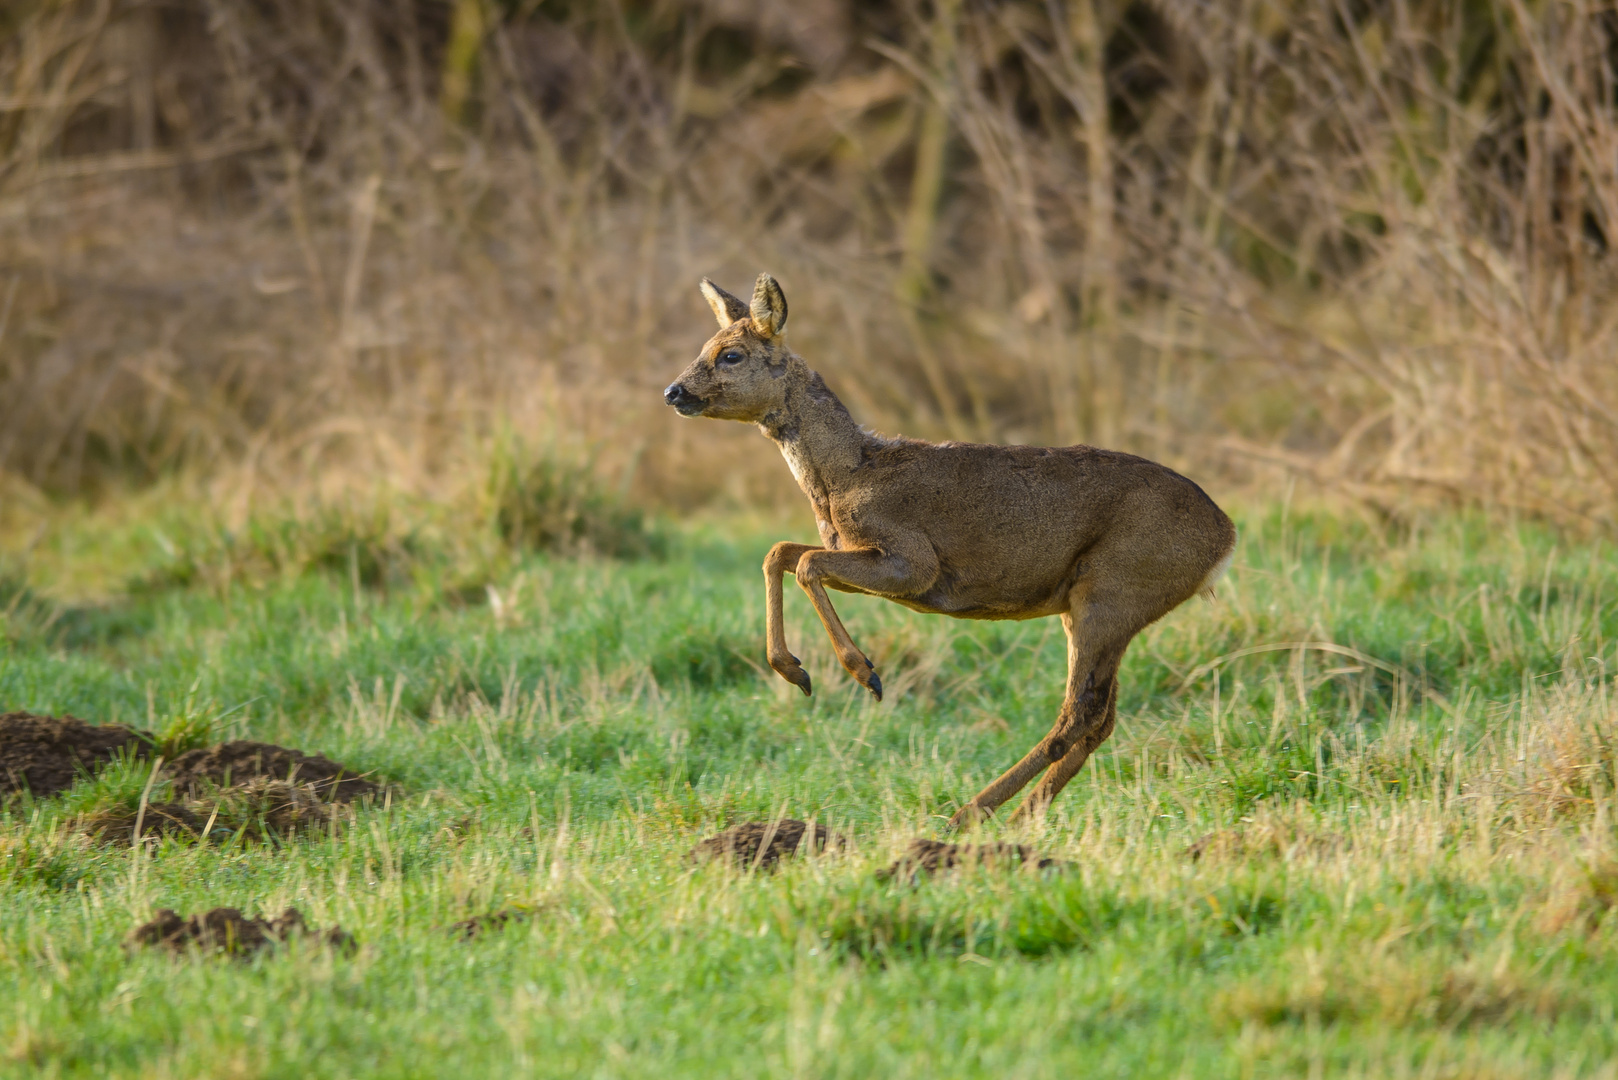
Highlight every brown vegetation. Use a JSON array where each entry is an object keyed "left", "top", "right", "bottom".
[{"left": 2, "top": 0, "right": 1616, "bottom": 529}]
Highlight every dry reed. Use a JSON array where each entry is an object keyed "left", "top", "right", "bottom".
[{"left": 0, "top": 0, "right": 1615, "bottom": 530}]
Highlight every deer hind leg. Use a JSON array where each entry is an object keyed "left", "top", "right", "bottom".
[
  {"left": 1006, "top": 674, "right": 1119, "bottom": 823},
  {"left": 763, "top": 542, "right": 820, "bottom": 695},
  {"left": 793, "top": 547, "right": 934, "bottom": 702},
  {"left": 948, "top": 604, "right": 1126, "bottom": 829}
]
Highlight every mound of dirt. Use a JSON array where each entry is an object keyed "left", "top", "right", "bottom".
[
  {"left": 688, "top": 820, "right": 844, "bottom": 869},
  {"left": 448, "top": 908, "right": 533, "bottom": 940},
  {"left": 76, "top": 780, "right": 349, "bottom": 846},
  {"left": 217, "top": 778, "right": 348, "bottom": 835},
  {"left": 163, "top": 741, "right": 380, "bottom": 802},
  {"left": 128, "top": 906, "right": 354, "bottom": 957},
  {"left": 879, "top": 838, "right": 1063, "bottom": 881},
  {"left": 78, "top": 802, "right": 207, "bottom": 844},
  {"left": 0, "top": 711, "right": 154, "bottom": 799}
]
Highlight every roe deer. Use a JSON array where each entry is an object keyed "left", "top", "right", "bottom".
[{"left": 663, "top": 274, "right": 1236, "bottom": 825}]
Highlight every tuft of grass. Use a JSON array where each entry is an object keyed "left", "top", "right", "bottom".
[
  {"left": 111, "top": 444, "right": 667, "bottom": 605},
  {"left": 0, "top": 828, "right": 93, "bottom": 891},
  {"left": 132, "top": 501, "right": 437, "bottom": 596},
  {"left": 483, "top": 436, "right": 664, "bottom": 560},
  {"left": 808, "top": 872, "right": 1121, "bottom": 962},
  {"left": 1212, "top": 952, "right": 1579, "bottom": 1031},
  {"left": 150, "top": 681, "right": 224, "bottom": 759}
]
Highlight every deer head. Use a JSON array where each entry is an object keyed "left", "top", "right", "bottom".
[{"left": 663, "top": 273, "right": 792, "bottom": 423}]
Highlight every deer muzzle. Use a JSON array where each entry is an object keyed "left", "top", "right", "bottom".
[{"left": 663, "top": 382, "right": 708, "bottom": 416}]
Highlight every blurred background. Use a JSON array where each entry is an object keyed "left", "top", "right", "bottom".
[{"left": 2, "top": 0, "right": 1616, "bottom": 533}]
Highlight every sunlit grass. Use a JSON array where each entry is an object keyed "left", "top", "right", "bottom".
[{"left": 3, "top": 500, "right": 1617, "bottom": 1077}]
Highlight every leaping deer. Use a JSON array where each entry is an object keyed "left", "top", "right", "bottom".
[{"left": 663, "top": 274, "right": 1236, "bottom": 826}]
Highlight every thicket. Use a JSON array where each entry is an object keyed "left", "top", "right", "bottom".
[{"left": 2, "top": 0, "right": 1616, "bottom": 529}]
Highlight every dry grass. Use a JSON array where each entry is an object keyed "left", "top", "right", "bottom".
[{"left": 0, "top": 0, "right": 1615, "bottom": 532}]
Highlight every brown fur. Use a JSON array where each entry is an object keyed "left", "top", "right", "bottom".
[{"left": 664, "top": 274, "right": 1237, "bottom": 825}]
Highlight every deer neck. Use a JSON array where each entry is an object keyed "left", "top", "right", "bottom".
[{"left": 759, "top": 369, "right": 862, "bottom": 523}]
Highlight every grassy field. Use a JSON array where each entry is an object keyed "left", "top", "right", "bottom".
[{"left": 4, "top": 500, "right": 1618, "bottom": 1079}]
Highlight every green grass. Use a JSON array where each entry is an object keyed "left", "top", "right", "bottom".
[{"left": 3, "top": 502, "right": 1618, "bottom": 1078}]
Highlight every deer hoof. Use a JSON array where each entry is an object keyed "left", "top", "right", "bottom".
[
  {"left": 867, "top": 672, "right": 883, "bottom": 701},
  {"left": 791, "top": 669, "right": 812, "bottom": 696},
  {"left": 946, "top": 803, "right": 989, "bottom": 831}
]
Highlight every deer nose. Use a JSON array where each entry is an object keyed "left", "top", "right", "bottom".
[{"left": 664, "top": 381, "right": 708, "bottom": 415}]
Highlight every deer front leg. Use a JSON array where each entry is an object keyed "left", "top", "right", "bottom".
[
  {"left": 763, "top": 542, "right": 820, "bottom": 695},
  {"left": 794, "top": 546, "right": 937, "bottom": 702}
]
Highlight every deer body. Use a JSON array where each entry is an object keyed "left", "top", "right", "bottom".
[{"left": 665, "top": 274, "right": 1235, "bottom": 826}]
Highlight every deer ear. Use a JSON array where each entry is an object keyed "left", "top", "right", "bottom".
[
  {"left": 699, "top": 278, "right": 750, "bottom": 328},
  {"left": 750, "top": 273, "right": 788, "bottom": 339}
]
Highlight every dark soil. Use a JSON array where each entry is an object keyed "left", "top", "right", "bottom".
[
  {"left": 448, "top": 908, "right": 533, "bottom": 940},
  {"left": 75, "top": 778, "right": 351, "bottom": 847},
  {"left": 163, "top": 741, "right": 381, "bottom": 802},
  {"left": 128, "top": 906, "right": 354, "bottom": 957},
  {"left": 78, "top": 802, "right": 207, "bottom": 844},
  {"left": 688, "top": 820, "right": 845, "bottom": 869},
  {"left": 879, "top": 839, "right": 1063, "bottom": 881},
  {"left": 0, "top": 711, "right": 153, "bottom": 799},
  {"left": 217, "top": 778, "right": 347, "bottom": 835}
]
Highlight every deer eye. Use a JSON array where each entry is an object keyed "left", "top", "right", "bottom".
[{"left": 717, "top": 350, "right": 744, "bottom": 367}]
